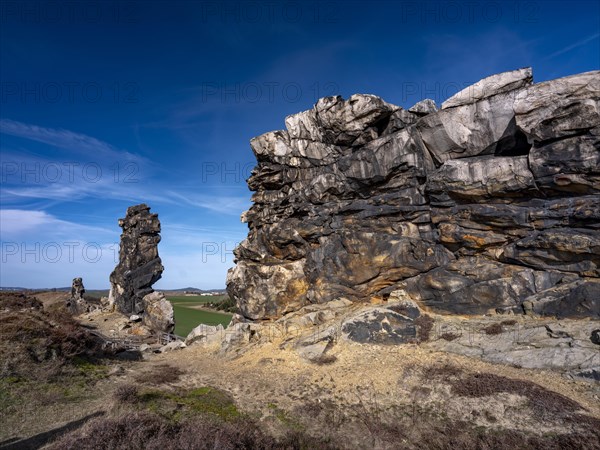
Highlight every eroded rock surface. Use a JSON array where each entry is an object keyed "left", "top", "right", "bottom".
[
  {"left": 142, "top": 291, "right": 175, "bottom": 334},
  {"left": 109, "top": 204, "right": 172, "bottom": 333},
  {"left": 227, "top": 68, "right": 600, "bottom": 321}
]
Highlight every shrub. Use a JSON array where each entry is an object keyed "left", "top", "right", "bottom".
[
  {"left": 312, "top": 354, "right": 337, "bottom": 365},
  {"left": 133, "top": 364, "right": 184, "bottom": 385},
  {"left": 114, "top": 384, "right": 139, "bottom": 404},
  {"left": 0, "top": 293, "right": 101, "bottom": 381},
  {"left": 422, "top": 364, "right": 463, "bottom": 380},
  {"left": 440, "top": 332, "right": 460, "bottom": 341},
  {"left": 482, "top": 323, "right": 503, "bottom": 335},
  {"left": 450, "top": 372, "right": 583, "bottom": 419},
  {"left": 48, "top": 410, "right": 337, "bottom": 450},
  {"left": 414, "top": 315, "right": 434, "bottom": 342}
]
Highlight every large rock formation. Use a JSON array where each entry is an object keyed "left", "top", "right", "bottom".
[
  {"left": 227, "top": 68, "right": 600, "bottom": 321},
  {"left": 109, "top": 204, "right": 172, "bottom": 332}
]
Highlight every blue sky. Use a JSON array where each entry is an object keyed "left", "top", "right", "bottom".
[{"left": 1, "top": 0, "right": 599, "bottom": 289}]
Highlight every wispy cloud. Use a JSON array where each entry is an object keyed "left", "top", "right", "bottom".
[
  {"left": 543, "top": 32, "right": 600, "bottom": 60},
  {"left": 166, "top": 191, "right": 250, "bottom": 215},
  {"left": 0, "top": 119, "right": 148, "bottom": 165},
  {"left": 0, "top": 209, "right": 113, "bottom": 237}
]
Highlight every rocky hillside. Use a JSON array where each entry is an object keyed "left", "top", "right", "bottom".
[{"left": 227, "top": 68, "right": 599, "bottom": 322}]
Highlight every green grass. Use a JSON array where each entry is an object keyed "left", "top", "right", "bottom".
[
  {"left": 85, "top": 289, "right": 110, "bottom": 297},
  {"left": 125, "top": 385, "right": 241, "bottom": 422},
  {"left": 167, "top": 295, "right": 227, "bottom": 304},
  {"left": 167, "top": 295, "right": 232, "bottom": 337}
]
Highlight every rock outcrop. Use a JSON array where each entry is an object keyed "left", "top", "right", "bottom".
[
  {"left": 109, "top": 204, "right": 173, "bottom": 333},
  {"left": 66, "top": 277, "right": 86, "bottom": 314},
  {"left": 66, "top": 277, "right": 101, "bottom": 314},
  {"left": 227, "top": 68, "right": 600, "bottom": 322},
  {"left": 71, "top": 277, "right": 85, "bottom": 301}
]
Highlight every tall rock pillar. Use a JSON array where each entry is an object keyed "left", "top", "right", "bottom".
[{"left": 109, "top": 203, "right": 164, "bottom": 315}]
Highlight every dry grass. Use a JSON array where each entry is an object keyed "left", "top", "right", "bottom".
[
  {"left": 133, "top": 363, "right": 184, "bottom": 385},
  {"left": 0, "top": 293, "right": 101, "bottom": 381},
  {"left": 48, "top": 395, "right": 337, "bottom": 450}
]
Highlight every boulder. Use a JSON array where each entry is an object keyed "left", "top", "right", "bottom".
[
  {"left": 159, "top": 341, "right": 186, "bottom": 353},
  {"left": 185, "top": 324, "right": 225, "bottom": 346},
  {"left": 142, "top": 291, "right": 175, "bottom": 333}
]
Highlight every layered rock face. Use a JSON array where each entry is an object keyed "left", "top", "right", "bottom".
[
  {"left": 109, "top": 204, "right": 164, "bottom": 316},
  {"left": 227, "top": 68, "right": 600, "bottom": 321}
]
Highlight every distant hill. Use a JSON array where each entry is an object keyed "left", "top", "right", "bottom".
[{"left": 0, "top": 286, "right": 226, "bottom": 294}]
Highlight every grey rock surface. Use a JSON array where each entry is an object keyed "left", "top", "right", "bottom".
[
  {"left": 427, "top": 314, "right": 600, "bottom": 374},
  {"left": 341, "top": 306, "right": 418, "bottom": 345},
  {"left": 142, "top": 291, "right": 175, "bottom": 333},
  {"left": 109, "top": 204, "right": 163, "bottom": 316},
  {"left": 442, "top": 67, "right": 533, "bottom": 109},
  {"left": 66, "top": 277, "right": 101, "bottom": 314},
  {"left": 108, "top": 204, "right": 174, "bottom": 334},
  {"left": 185, "top": 324, "right": 225, "bottom": 346},
  {"left": 227, "top": 68, "right": 600, "bottom": 322},
  {"left": 408, "top": 98, "right": 438, "bottom": 115}
]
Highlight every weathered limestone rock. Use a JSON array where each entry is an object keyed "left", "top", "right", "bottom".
[
  {"left": 185, "top": 323, "right": 225, "bottom": 346},
  {"left": 409, "top": 99, "right": 438, "bottom": 116},
  {"left": 442, "top": 67, "right": 533, "bottom": 109},
  {"left": 142, "top": 291, "right": 175, "bottom": 334},
  {"left": 428, "top": 315, "right": 600, "bottom": 375},
  {"left": 514, "top": 71, "right": 600, "bottom": 143},
  {"left": 108, "top": 204, "right": 174, "bottom": 333},
  {"left": 227, "top": 68, "right": 600, "bottom": 323},
  {"left": 66, "top": 277, "right": 104, "bottom": 314},
  {"left": 66, "top": 277, "right": 88, "bottom": 314},
  {"left": 341, "top": 306, "right": 418, "bottom": 345},
  {"left": 109, "top": 204, "right": 163, "bottom": 315}
]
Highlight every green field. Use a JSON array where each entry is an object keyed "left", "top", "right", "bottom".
[
  {"left": 167, "top": 294, "right": 228, "bottom": 304},
  {"left": 167, "top": 295, "right": 233, "bottom": 337}
]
